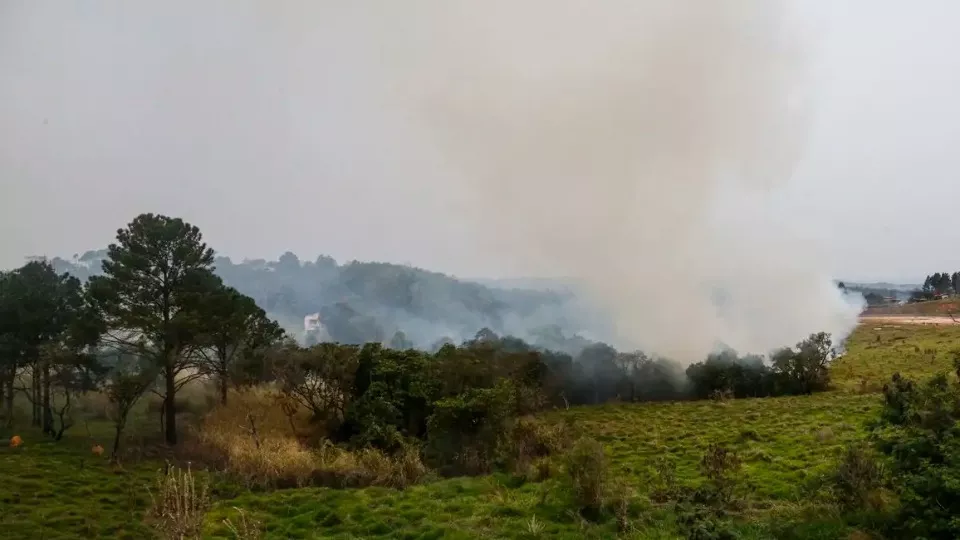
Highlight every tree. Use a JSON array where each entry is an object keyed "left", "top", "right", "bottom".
[
  {"left": 0, "top": 261, "right": 94, "bottom": 432},
  {"left": 103, "top": 353, "right": 157, "bottom": 461},
  {"left": 43, "top": 344, "right": 105, "bottom": 440},
  {"left": 88, "top": 213, "right": 216, "bottom": 445},
  {"left": 771, "top": 332, "right": 834, "bottom": 394},
  {"left": 276, "top": 342, "right": 360, "bottom": 435},
  {"left": 195, "top": 285, "right": 283, "bottom": 404}
]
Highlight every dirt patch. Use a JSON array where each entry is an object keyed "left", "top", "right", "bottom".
[{"left": 859, "top": 315, "right": 959, "bottom": 325}]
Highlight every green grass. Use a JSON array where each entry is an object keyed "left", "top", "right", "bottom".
[
  {"left": 555, "top": 393, "right": 879, "bottom": 501},
  {"left": 5, "top": 322, "right": 957, "bottom": 538},
  {"left": 0, "top": 426, "right": 157, "bottom": 539},
  {"left": 832, "top": 323, "right": 960, "bottom": 391},
  {"left": 202, "top": 393, "right": 879, "bottom": 539}
]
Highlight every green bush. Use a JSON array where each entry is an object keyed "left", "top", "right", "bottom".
[
  {"left": 565, "top": 437, "right": 609, "bottom": 517},
  {"left": 872, "top": 371, "right": 960, "bottom": 539}
]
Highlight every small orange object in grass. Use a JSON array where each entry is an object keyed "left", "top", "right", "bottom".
[
  {"left": 91, "top": 444, "right": 104, "bottom": 456},
  {"left": 9, "top": 435, "right": 22, "bottom": 448}
]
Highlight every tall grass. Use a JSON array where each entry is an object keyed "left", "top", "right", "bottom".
[
  {"left": 191, "top": 387, "right": 428, "bottom": 489},
  {"left": 147, "top": 463, "right": 211, "bottom": 540}
]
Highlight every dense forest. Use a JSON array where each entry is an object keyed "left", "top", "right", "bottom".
[{"left": 48, "top": 250, "right": 605, "bottom": 354}]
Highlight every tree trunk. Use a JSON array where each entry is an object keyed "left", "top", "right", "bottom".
[
  {"left": 163, "top": 366, "right": 177, "bottom": 445},
  {"left": 111, "top": 418, "right": 125, "bottom": 462},
  {"left": 220, "top": 375, "right": 228, "bottom": 406},
  {"left": 31, "top": 365, "right": 40, "bottom": 427},
  {"left": 42, "top": 362, "right": 53, "bottom": 436},
  {"left": 3, "top": 371, "right": 13, "bottom": 427}
]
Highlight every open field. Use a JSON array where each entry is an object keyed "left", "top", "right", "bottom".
[{"left": 3, "top": 322, "right": 958, "bottom": 538}]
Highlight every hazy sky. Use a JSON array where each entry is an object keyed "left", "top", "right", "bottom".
[{"left": 1, "top": 1, "right": 959, "bottom": 283}]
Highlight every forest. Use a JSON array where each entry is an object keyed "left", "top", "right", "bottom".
[{"left": 47, "top": 247, "right": 599, "bottom": 354}]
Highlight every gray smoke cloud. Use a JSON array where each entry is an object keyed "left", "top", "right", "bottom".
[{"left": 369, "top": 1, "right": 862, "bottom": 360}]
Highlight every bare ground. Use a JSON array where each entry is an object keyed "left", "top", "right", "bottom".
[{"left": 859, "top": 315, "right": 960, "bottom": 325}]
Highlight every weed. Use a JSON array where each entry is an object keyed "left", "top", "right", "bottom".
[
  {"left": 526, "top": 515, "right": 545, "bottom": 536},
  {"left": 146, "top": 463, "right": 211, "bottom": 540},
  {"left": 221, "top": 506, "right": 263, "bottom": 540},
  {"left": 700, "top": 443, "right": 742, "bottom": 507}
]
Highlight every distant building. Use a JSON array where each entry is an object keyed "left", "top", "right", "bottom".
[{"left": 304, "top": 313, "right": 322, "bottom": 333}]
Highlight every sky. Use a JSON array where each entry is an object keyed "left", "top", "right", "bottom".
[{"left": 1, "top": 1, "right": 959, "bottom": 284}]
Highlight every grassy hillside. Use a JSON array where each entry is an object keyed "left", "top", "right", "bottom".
[{"left": 4, "top": 323, "right": 959, "bottom": 538}]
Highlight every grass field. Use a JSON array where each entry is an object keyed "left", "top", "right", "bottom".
[{"left": 3, "top": 322, "right": 958, "bottom": 538}]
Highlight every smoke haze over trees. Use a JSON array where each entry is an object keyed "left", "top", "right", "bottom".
[{"left": 47, "top": 249, "right": 604, "bottom": 354}]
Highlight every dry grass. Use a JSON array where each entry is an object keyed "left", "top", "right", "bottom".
[
  {"left": 192, "top": 387, "right": 317, "bottom": 488},
  {"left": 147, "top": 463, "right": 211, "bottom": 540},
  {"left": 191, "top": 387, "right": 428, "bottom": 490},
  {"left": 220, "top": 507, "right": 264, "bottom": 540}
]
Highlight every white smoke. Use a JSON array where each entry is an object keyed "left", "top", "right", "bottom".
[{"left": 369, "top": 1, "right": 862, "bottom": 360}]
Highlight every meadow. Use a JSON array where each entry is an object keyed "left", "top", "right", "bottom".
[{"left": 3, "top": 322, "right": 960, "bottom": 539}]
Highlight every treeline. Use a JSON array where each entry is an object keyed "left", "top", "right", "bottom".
[
  {"left": 909, "top": 271, "right": 960, "bottom": 301},
  {"left": 1, "top": 213, "right": 837, "bottom": 462},
  {"left": 48, "top": 247, "right": 591, "bottom": 353}
]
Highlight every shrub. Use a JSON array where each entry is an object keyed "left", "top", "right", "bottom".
[
  {"left": 426, "top": 381, "right": 516, "bottom": 475},
  {"left": 873, "top": 371, "right": 960, "bottom": 539},
  {"left": 699, "top": 443, "right": 742, "bottom": 507},
  {"left": 565, "top": 437, "right": 608, "bottom": 517},
  {"left": 192, "top": 388, "right": 317, "bottom": 488},
  {"left": 501, "top": 416, "right": 573, "bottom": 475},
  {"left": 147, "top": 463, "right": 211, "bottom": 540},
  {"left": 313, "top": 441, "right": 428, "bottom": 489},
  {"left": 832, "top": 443, "right": 886, "bottom": 510}
]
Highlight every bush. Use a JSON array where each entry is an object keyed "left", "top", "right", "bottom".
[
  {"left": 873, "top": 371, "right": 960, "bottom": 539},
  {"left": 191, "top": 388, "right": 316, "bottom": 489},
  {"left": 500, "top": 416, "right": 574, "bottom": 475},
  {"left": 565, "top": 437, "right": 609, "bottom": 517},
  {"left": 832, "top": 443, "right": 886, "bottom": 510},
  {"left": 313, "top": 441, "right": 428, "bottom": 489},
  {"left": 425, "top": 381, "right": 516, "bottom": 475},
  {"left": 699, "top": 443, "right": 742, "bottom": 508}
]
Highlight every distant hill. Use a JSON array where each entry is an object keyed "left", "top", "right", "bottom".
[
  {"left": 843, "top": 281, "right": 920, "bottom": 292},
  {"left": 47, "top": 250, "right": 605, "bottom": 354}
]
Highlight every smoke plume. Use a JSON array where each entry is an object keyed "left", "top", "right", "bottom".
[{"left": 374, "top": 1, "right": 862, "bottom": 360}]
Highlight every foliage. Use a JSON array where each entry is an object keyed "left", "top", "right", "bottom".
[
  {"left": 426, "top": 380, "right": 517, "bottom": 475},
  {"left": 340, "top": 344, "right": 436, "bottom": 450},
  {"left": 103, "top": 353, "right": 158, "bottom": 460},
  {"left": 88, "top": 213, "right": 217, "bottom": 445},
  {"left": 871, "top": 370, "right": 960, "bottom": 539},
  {"left": 193, "top": 285, "right": 284, "bottom": 405},
  {"left": 564, "top": 437, "right": 609, "bottom": 516},
  {"left": 831, "top": 442, "right": 887, "bottom": 511},
  {"left": 0, "top": 260, "right": 102, "bottom": 432},
  {"left": 274, "top": 342, "right": 359, "bottom": 435},
  {"left": 687, "top": 332, "right": 835, "bottom": 399}
]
